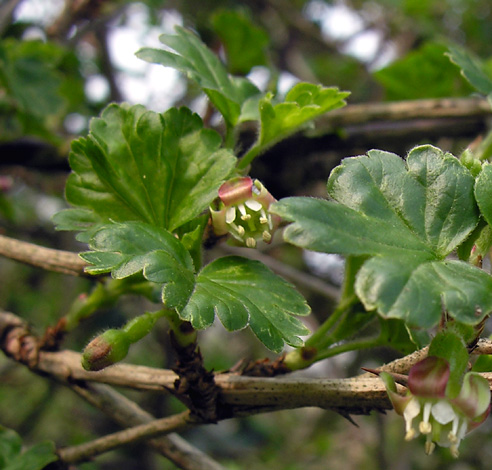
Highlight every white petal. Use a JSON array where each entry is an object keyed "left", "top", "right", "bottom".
[
  {"left": 226, "top": 207, "right": 236, "bottom": 224},
  {"left": 403, "top": 397, "right": 421, "bottom": 421},
  {"left": 245, "top": 199, "right": 262, "bottom": 212},
  {"left": 238, "top": 204, "right": 250, "bottom": 220},
  {"left": 431, "top": 400, "right": 455, "bottom": 425},
  {"left": 403, "top": 397, "right": 421, "bottom": 437}
]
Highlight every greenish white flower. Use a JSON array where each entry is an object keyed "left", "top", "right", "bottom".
[
  {"left": 380, "top": 356, "right": 490, "bottom": 457},
  {"left": 210, "top": 177, "right": 280, "bottom": 248}
]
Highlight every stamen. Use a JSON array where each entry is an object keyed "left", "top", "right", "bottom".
[
  {"left": 450, "top": 445, "right": 459, "bottom": 458},
  {"left": 246, "top": 237, "right": 257, "bottom": 248},
  {"left": 259, "top": 208, "right": 268, "bottom": 224},
  {"left": 419, "top": 402, "right": 433, "bottom": 434},
  {"left": 405, "top": 428, "right": 417, "bottom": 441},
  {"left": 448, "top": 431, "right": 458, "bottom": 444},
  {"left": 446, "top": 415, "right": 461, "bottom": 445},
  {"left": 419, "top": 421, "right": 432, "bottom": 434},
  {"left": 238, "top": 204, "right": 251, "bottom": 221},
  {"left": 425, "top": 440, "right": 436, "bottom": 455},
  {"left": 262, "top": 231, "right": 272, "bottom": 243}
]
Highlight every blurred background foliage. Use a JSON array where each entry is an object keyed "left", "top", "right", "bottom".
[{"left": 1, "top": 0, "right": 492, "bottom": 469}]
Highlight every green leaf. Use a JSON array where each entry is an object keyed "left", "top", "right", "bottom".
[
  {"left": 0, "top": 426, "right": 58, "bottom": 470},
  {"left": 0, "top": 427, "right": 21, "bottom": 467},
  {"left": 447, "top": 44, "right": 492, "bottom": 95},
  {"left": 52, "top": 208, "right": 107, "bottom": 243},
  {"left": 81, "top": 222, "right": 195, "bottom": 310},
  {"left": 378, "top": 318, "right": 419, "bottom": 355},
  {"left": 179, "top": 256, "right": 310, "bottom": 352},
  {"left": 475, "top": 163, "right": 492, "bottom": 227},
  {"left": 272, "top": 145, "right": 491, "bottom": 329},
  {"left": 63, "top": 103, "right": 236, "bottom": 234},
  {"left": 374, "top": 42, "right": 474, "bottom": 100},
  {"left": 3, "top": 442, "right": 58, "bottom": 470},
  {"left": 211, "top": 9, "right": 269, "bottom": 75},
  {"left": 136, "top": 27, "right": 260, "bottom": 127},
  {"left": 0, "top": 39, "right": 65, "bottom": 118},
  {"left": 355, "top": 257, "right": 492, "bottom": 327},
  {"left": 259, "top": 83, "right": 350, "bottom": 148},
  {"left": 0, "top": 39, "right": 83, "bottom": 143}
]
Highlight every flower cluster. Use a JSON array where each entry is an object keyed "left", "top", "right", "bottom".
[
  {"left": 210, "top": 177, "right": 280, "bottom": 248},
  {"left": 381, "top": 356, "right": 490, "bottom": 457}
]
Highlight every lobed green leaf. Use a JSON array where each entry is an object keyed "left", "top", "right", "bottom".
[
  {"left": 272, "top": 145, "right": 490, "bottom": 329},
  {"left": 374, "top": 42, "right": 474, "bottom": 100},
  {"left": 475, "top": 163, "right": 492, "bottom": 227},
  {"left": 82, "top": 223, "right": 310, "bottom": 351},
  {"left": 447, "top": 44, "right": 492, "bottom": 95},
  {"left": 259, "top": 83, "right": 350, "bottom": 148},
  {"left": 211, "top": 10, "right": 269, "bottom": 75},
  {"left": 179, "top": 256, "right": 311, "bottom": 352},
  {"left": 136, "top": 27, "right": 260, "bottom": 127},
  {"left": 63, "top": 103, "right": 236, "bottom": 234},
  {"left": 81, "top": 222, "right": 195, "bottom": 310},
  {"left": 0, "top": 426, "right": 58, "bottom": 470}
]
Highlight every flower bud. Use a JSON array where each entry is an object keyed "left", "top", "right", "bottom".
[
  {"left": 82, "top": 329, "right": 130, "bottom": 371},
  {"left": 210, "top": 177, "right": 280, "bottom": 248}
]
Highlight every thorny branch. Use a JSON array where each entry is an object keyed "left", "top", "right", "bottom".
[
  {"left": 3, "top": 310, "right": 492, "bottom": 416},
  {"left": 3, "top": 309, "right": 492, "bottom": 464}
]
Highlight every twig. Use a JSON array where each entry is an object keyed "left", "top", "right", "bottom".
[
  {"left": 32, "top": 348, "right": 391, "bottom": 413},
  {"left": 69, "top": 382, "right": 227, "bottom": 470},
  {"left": 0, "top": 234, "right": 88, "bottom": 276},
  {"left": 321, "top": 97, "right": 491, "bottom": 128},
  {"left": 3, "top": 310, "right": 492, "bottom": 415},
  {"left": 58, "top": 410, "right": 192, "bottom": 464}
]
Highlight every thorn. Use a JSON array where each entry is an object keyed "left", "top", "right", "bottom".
[
  {"left": 337, "top": 411, "right": 359, "bottom": 427},
  {"left": 361, "top": 367, "right": 409, "bottom": 387},
  {"left": 361, "top": 367, "right": 380, "bottom": 376}
]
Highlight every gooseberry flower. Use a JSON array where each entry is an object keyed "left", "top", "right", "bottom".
[
  {"left": 380, "top": 356, "right": 490, "bottom": 457},
  {"left": 210, "top": 177, "right": 280, "bottom": 248}
]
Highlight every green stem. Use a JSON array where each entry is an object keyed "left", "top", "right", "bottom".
[
  {"left": 65, "top": 282, "right": 117, "bottom": 331},
  {"left": 162, "top": 309, "right": 197, "bottom": 348},
  {"left": 224, "top": 122, "right": 236, "bottom": 150},
  {"left": 305, "top": 294, "right": 358, "bottom": 348},
  {"left": 283, "top": 333, "right": 380, "bottom": 371},
  {"left": 314, "top": 337, "right": 383, "bottom": 362},
  {"left": 237, "top": 143, "right": 262, "bottom": 170},
  {"left": 64, "top": 278, "right": 156, "bottom": 331}
]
